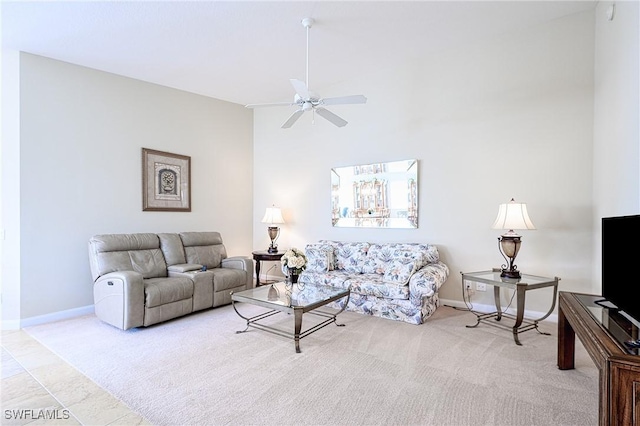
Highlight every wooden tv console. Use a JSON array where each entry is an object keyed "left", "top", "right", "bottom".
[{"left": 558, "top": 291, "right": 640, "bottom": 425}]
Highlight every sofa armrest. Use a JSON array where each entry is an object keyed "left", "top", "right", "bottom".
[
  {"left": 409, "top": 261, "right": 450, "bottom": 299},
  {"left": 93, "top": 271, "right": 145, "bottom": 330},
  {"left": 222, "top": 256, "right": 254, "bottom": 290},
  {"left": 168, "top": 263, "right": 202, "bottom": 273},
  {"left": 221, "top": 256, "right": 252, "bottom": 271}
]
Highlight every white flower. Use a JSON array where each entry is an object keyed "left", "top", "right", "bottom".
[{"left": 281, "top": 247, "right": 308, "bottom": 275}]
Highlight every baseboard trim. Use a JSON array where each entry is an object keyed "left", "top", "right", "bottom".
[
  {"left": 16, "top": 305, "right": 95, "bottom": 329},
  {"left": 439, "top": 298, "right": 558, "bottom": 323},
  {"left": 7, "top": 298, "right": 556, "bottom": 330}
]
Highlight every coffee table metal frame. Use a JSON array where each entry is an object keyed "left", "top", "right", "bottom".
[{"left": 230, "top": 282, "right": 350, "bottom": 353}]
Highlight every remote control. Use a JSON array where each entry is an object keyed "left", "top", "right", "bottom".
[{"left": 624, "top": 339, "right": 640, "bottom": 349}]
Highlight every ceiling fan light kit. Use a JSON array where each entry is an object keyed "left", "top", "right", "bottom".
[{"left": 245, "top": 17, "right": 367, "bottom": 128}]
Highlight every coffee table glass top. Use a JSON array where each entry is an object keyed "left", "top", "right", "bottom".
[
  {"left": 462, "top": 270, "right": 559, "bottom": 288},
  {"left": 233, "top": 282, "right": 348, "bottom": 308}
]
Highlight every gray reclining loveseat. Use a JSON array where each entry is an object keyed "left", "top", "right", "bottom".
[{"left": 88, "top": 231, "right": 252, "bottom": 330}]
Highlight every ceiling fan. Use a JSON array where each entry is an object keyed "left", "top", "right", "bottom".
[{"left": 245, "top": 17, "right": 367, "bottom": 128}]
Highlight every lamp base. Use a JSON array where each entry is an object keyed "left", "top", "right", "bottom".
[
  {"left": 267, "top": 246, "right": 278, "bottom": 253},
  {"left": 500, "top": 268, "right": 521, "bottom": 279}
]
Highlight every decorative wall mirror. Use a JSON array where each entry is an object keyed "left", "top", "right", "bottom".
[{"left": 331, "top": 159, "right": 418, "bottom": 228}]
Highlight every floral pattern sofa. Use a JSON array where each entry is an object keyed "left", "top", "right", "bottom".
[{"left": 298, "top": 240, "right": 449, "bottom": 325}]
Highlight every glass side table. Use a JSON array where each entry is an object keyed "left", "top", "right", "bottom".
[{"left": 460, "top": 269, "right": 560, "bottom": 345}]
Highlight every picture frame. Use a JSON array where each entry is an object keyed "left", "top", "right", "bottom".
[
  {"left": 331, "top": 159, "right": 418, "bottom": 228},
  {"left": 142, "top": 148, "right": 191, "bottom": 212}
]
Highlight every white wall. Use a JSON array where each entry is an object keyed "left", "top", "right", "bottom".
[
  {"left": 253, "top": 10, "right": 596, "bottom": 314},
  {"left": 593, "top": 1, "right": 640, "bottom": 289},
  {"left": 0, "top": 50, "right": 22, "bottom": 328},
  {"left": 4, "top": 53, "right": 253, "bottom": 323}
]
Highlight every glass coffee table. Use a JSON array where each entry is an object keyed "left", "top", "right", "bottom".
[{"left": 230, "top": 282, "right": 350, "bottom": 353}]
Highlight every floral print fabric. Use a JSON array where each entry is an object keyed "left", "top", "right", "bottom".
[
  {"left": 330, "top": 241, "right": 370, "bottom": 274},
  {"left": 299, "top": 241, "right": 449, "bottom": 324},
  {"left": 382, "top": 259, "right": 417, "bottom": 284},
  {"left": 304, "top": 243, "right": 335, "bottom": 273}
]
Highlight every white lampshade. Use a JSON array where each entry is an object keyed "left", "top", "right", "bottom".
[
  {"left": 491, "top": 198, "right": 536, "bottom": 231},
  {"left": 261, "top": 206, "right": 285, "bottom": 225}
]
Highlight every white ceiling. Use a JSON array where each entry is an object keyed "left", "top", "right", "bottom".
[{"left": 2, "top": 1, "right": 596, "bottom": 106}]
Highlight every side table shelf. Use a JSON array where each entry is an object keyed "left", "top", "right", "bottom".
[{"left": 461, "top": 269, "right": 560, "bottom": 345}]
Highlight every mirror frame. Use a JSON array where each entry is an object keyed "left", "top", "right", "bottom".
[{"left": 331, "top": 159, "right": 418, "bottom": 228}]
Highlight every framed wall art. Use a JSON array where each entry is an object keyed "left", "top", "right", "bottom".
[
  {"left": 142, "top": 148, "right": 191, "bottom": 212},
  {"left": 331, "top": 159, "right": 418, "bottom": 228}
]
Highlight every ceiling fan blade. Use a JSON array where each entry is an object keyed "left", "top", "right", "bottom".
[
  {"left": 320, "top": 95, "right": 367, "bottom": 106},
  {"left": 290, "top": 79, "right": 310, "bottom": 100},
  {"left": 315, "top": 107, "right": 348, "bottom": 127},
  {"left": 245, "top": 101, "right": 295, "bottom": 108},
  {"left": 281, "top": 109, "right": 305, "bottom": 128}
]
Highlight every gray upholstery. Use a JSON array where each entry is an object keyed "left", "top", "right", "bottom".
[
  {"left": 157, "top": 233, "right": 187, "bottom": 266},
  {"left": 89, "top": 231, "right": 253, "bottom": 330},
  {"left": 180, "top": 232, "right": 226, "bottom": 269},
  {"left": 171, "top": 231, "right": 253, "bottom": 309},
  {"left": 89, "top": 233, "right": 167, "bottom": 281},
  {"left": 144, "top": 277, "right": 193, "bottom": 308}
]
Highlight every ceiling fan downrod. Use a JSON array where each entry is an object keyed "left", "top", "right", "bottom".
[{"left": 301, "top": 17, "right": 314, "bottom": 90}]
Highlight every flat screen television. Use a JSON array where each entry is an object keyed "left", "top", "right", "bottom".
[{"left": 602, "top": 214, "right": 640, "bottom": 323}]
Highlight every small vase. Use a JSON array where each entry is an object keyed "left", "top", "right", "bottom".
[{"left": 288, "top": 269, "right": 299, "bottom": 284}]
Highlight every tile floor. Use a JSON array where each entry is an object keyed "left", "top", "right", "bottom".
[{"left": 1, "top": 330, "right": 150, "bottom": 425}]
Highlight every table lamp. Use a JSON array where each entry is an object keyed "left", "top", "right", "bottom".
[
  {"left": 261, "top": 205, "right": 285, "bottom": 253},
  {"left": 491, "top": 198, "right": 536, "bottom": 279}
]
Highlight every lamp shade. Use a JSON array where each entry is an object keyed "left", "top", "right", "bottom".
[
  {"left": 491, "top": 198, "right": 536, "bottom": 231},
  {"left": 261, "top": 206, "right": 285, "bottom": 225}
]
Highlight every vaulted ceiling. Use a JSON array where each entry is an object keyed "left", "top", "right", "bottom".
[{"left": 2, "top": 1, "right": 596, "bottom": 106}]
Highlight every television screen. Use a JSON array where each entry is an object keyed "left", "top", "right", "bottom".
[{"left": 602, "top": 214, "right": 640, "bottom": 323}]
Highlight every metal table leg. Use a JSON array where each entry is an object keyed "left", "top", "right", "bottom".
[
  {"left": 494, "top": 286, "right": 502, "bottom": 321},
  {"left": 294, "top": 309, "right": 303, "bottom": 353}
]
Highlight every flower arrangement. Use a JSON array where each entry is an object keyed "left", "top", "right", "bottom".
[{"left": 281, "top": 247, "right": 308, "bottom": 276}]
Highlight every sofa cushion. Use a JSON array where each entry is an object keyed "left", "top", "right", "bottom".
[
  {"left": 90, "top": 233, "right": 159, "bottom": 253},
  {"left": 362, "top": 244, "right": 392, "bottom": 274},
  {"left": 345, "top": 274, "right": 410, "bottom": 300},
  {"left": 144, "top": 277, "right": 194, "bottom": 308},
  {"left": 304, "top": 243, "right": 335, "bottom": 273},
  {"left": 209, "top": 268, "right": 247, "bottom": 292},
  {"left": 158, "top": 233, "right": 187, "bottom": 266},
  {"left": 332, "top": 242, "right": 370, "bottom": 274},
  {"left": 180, "top": 232, "right": 227, "bottom": 269},
  {"left": 89, "top": 233, "right": 168, "bottom": 280},
  {"left": 300, "top": 271, "right": 410, "bottom": 300},
  {"left": 299, "top": 270, "right": 352, "bottom": 289},
  {"left": 362, "top": 243, "right": 434, "bottom": 275},
  {"left": 383, "top": 259, "right": 417, "bottom": 285}
]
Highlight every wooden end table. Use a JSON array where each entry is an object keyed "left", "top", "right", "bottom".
[{"left": 252, "top": 250, "right": 285, "bottom": 286}]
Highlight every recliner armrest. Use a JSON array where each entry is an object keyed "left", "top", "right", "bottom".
[
  {"left": 94, "top": 271, "right": 145, "bottom": 330},
  {"left": 168, "top": 263, "right": 202, "bottom": 273},
  {"left": 221, "top": 256, "right": 252, "bottom": 271}
]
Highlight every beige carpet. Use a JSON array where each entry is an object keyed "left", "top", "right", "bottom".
[{"left": 24, "top": 304, "right": 598, "bottom": 426}]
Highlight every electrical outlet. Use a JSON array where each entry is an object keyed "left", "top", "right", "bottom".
[
  {"left": 465, "top": 282, "right": 475, "bottom": 295},
  {"left": 476, "top": 282, "right": 487, "bottom": 291}
]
